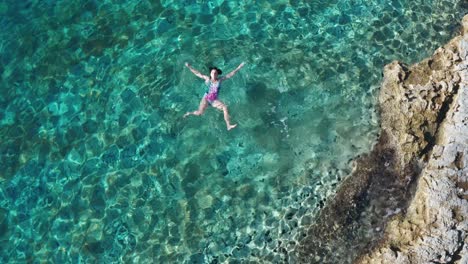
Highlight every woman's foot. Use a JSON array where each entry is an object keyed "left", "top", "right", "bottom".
[{"left": 227, "top": 124, "right": 237, "bottom": 130}]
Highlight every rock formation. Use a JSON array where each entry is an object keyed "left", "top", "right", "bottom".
[
  {"left": 357, "top": 14, "right": 468, "bottom": 264},
  {"left": 294, "top": 15, "right": 468, "bottom": 264}
]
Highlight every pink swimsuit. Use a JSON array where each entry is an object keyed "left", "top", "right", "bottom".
[{"left": 204, "top": 80, "right": 220, "bottom": 103}]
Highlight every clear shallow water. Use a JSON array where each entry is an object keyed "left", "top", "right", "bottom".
[{"left": 0, "top": 0, "right": 465, "bottom": 263}]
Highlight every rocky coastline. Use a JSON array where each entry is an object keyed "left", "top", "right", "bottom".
[{"left": 294, "top": 15, "right": 468, "bottom": 263}]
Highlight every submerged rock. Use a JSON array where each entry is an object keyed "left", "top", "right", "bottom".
[{"left": 294, "top": 15, "right": 468, "bottom": 263}]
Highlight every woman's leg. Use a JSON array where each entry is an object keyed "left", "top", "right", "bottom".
[
  {"left": 212, "top": 100, "right": 237, "bottom": 130},
  {"left": 184, "top": 97, "right": 208, "bottom": 118}
]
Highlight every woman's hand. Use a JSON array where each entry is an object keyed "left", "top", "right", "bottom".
[
  {"left": 185, "top": 62, "right": 190, "bottom": 67},
  {"left": 238, "top": 62, "right": 245, "bottom": 69}
]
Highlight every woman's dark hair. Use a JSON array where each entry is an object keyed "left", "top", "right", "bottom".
[{"left": 209, "top": 67, "right": 223, "bottom": 75}]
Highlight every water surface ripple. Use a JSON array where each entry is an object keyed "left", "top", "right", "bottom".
[{"left": 0, "top": 0, "right": 466, "bottom": 263}]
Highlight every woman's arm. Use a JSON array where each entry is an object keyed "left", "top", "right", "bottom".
[
  {"left": 221, "top": 62, "right": 245, "bottom": 81},
  {"left": 185, "top": 63, "right": 209, "bottom": 81}
]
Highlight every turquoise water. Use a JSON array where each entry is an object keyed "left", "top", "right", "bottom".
[{"left": 0, "top": 0, "right": 466, "bottom": 263}]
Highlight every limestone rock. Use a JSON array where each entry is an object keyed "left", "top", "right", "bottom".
[
  {"left": 357, "top": 14, "right": 468, "bottom": 264},
  {"left": 295, "top": 15, "right": 468, "bottom": 264}
]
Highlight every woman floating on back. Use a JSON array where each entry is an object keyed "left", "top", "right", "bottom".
[{"left": 183, "top": 62, "right": 245, "bottom": 131}]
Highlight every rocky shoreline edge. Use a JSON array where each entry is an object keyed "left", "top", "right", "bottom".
[{"left": 293, "top": 15, "right": 468, "bottom": 264}]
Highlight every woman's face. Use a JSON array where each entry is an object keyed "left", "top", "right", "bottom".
[{"left": 210, "top": 69, "right": 218, "bottom": 79}]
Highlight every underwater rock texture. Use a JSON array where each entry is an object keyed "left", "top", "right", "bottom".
[
  {"left": 295, "top": 15, "right": 468, "bottom": 264},
  {"left": 357, "top": 14, "right": 468, "bottom": 264}
]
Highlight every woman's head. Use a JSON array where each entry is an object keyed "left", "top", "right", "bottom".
[{"left": 209, "top": 67, "right": 222, "bottom": 79}]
